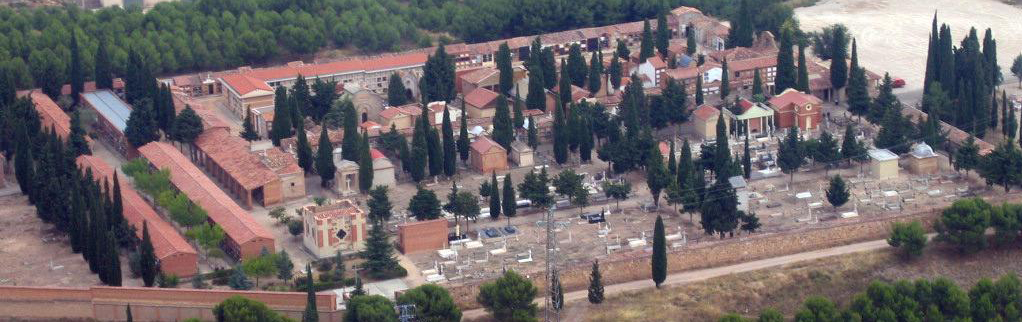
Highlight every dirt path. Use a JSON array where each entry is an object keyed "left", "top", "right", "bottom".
[
  {"left": 461, "top": 235, "right": 928, "bottom": 320},
  {"left": 795, "top": 0, "right": 1022, "bottom": 104}
]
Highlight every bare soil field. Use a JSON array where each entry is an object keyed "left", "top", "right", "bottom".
[
  {"left": 796, "top": 0, "right": 1022, "bottom": 102},
  {"left": 0, "top": 193, "right": 102, "bottom": 287},
  {"left": 573, "top": 245, "right": 1022, "bottom": 322}
]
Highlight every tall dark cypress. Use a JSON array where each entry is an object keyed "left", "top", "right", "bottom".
[
  {"left": 651, "top": 215, "right": 667, "bottom": 288},
  {"left": 923, "top": 13, "right": 939, "bottom": 98},
  {"left": 105, "top": 230, "right": 122, "bottom": 286},
  {"left": 139, "top": 221, "right": 157, "bottom": 287},
  {"left": 69, "top": 32, "right": 84, "bottom": 108},
  {"left": 695, "top": 75, "right": 704, "bottom": 105},
  {"left": 566, "top": 44, "right": 587, "bottom": 88},
  {"left": 588, "top": 49, "right": 603, "bottom": 94},
  {"left": 94, "top": 37, "right": 113, "bottom": 90},
  {"left": 720, "top": 58, "right": 730, "bottom": 99},
  {"left": 441, "top": 107, "right": 457, "bottom": 176},
  {"left": 982, "top": 28, "right": 999, "bottom": 88},
  {"left": 270, "top": 87, "right": 293, "bottom": 146},
  {"left": 553, "top": 103, "right": 568, "bottom": 164},
  {"left": 110, "top": 174, "right": 124, "bottom": 238},
  {"left": 358, "top": 131, "right": 373, "bottom": 192},
  {"left": 427, "top": 122, "right": 444, "bottom": 178},
  {"left": 726, "top": 0, "right": 753, "bottom": 48},
  {"left": 489, "top": 172, "right": 501, "bottom": 221},
  {"left": 89, "top": 189, "right": 108, "bottom": 274},
  {"left": 457, "top": 102, "right": 470, "bottom": 164},
  {"left": 409, "top": 117, "right": 427, "bottom": 182},
  {"left": 797, "top": 44, "right": 810, "bottom": 93},
  {"left": 640, "top": 20, "right": 655, "bottom": 63},
  {"left": 513, "top": 88, "right": 525, "bottom": 130},
  {"left": 937, "top": 25, "right": 956, "bottom": 94},
  {"left": 829, "top": 26, "right": 849, "bottom": 98},
  {"left": 655, "top": 10, "right": 670, "bottom": 58},
  {"left": 775, "top": 26, "right": 796, "bottom": 94},
  {"left": 316, "top": 126, "right": 336, "bottom": 187},
  {"left": 497, "top": 43, "right": 514, "bottom": 95},
  {"left": 302, "top": 264, "right": 318, "bottom": 322}
]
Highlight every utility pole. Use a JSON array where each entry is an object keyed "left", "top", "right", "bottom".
[{"left": 544, "top": 206, "right": 560, "bottom": 322}]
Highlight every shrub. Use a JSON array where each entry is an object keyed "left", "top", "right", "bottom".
[
  {"left": 288, "top": 220, "right": 304, "bottom": 237},
  {"left": 157, "top": 273, "right": 180, "bottom": 288},
  {"left": 888, "top": 221, "right": 928, "bottom": 259},
  {"left": 366, "top": 266, "right": 408, "bottom": 280}
]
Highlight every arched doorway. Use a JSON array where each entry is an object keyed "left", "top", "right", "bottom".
[{"left": 362, "top": 112, "right": 368, "bottom": 123}]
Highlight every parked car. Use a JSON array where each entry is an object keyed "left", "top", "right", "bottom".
[{"left": 892, "top": 78, "right": 906, "bottom": 88}]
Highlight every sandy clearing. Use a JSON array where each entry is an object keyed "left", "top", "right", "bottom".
[{"left": 796, "top": 0, "right": 1022, "bottom": 96}]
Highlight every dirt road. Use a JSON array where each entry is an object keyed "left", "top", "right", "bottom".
[
  {"left": 795, "top": 0, "right": 1022, "bottom": 104},
  {"left": 461, "top": 236, "right": 926, "bottom": 320}
]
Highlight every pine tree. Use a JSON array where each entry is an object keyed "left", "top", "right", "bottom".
[
  {"left": 69, "top": 32, "right": 84, "bottom": 108},
  {"left": 720, "top": 58, "right": 730, "bottom": 99},
  {"left": 140, "top": 221, "right": 157, "bottom": 287},
  {"left": 170, "top": 106, "right": 203, "bottom": 145},
  {"left": 493, "top": 96, "right": 513, "bottom": 151},
  {"left": 489, "top": 172, "right": 501, "bottom": 221},
  {"left": 228, "top": 265, "right": 253, "bottom": 290},
  {"left": 640, "top": 20, "right": 655, "bottom": 63},
  {"left": 270, "top": 87, "right": 293, "bottom": 146},
  {"left": 497, "top": 42, "right": 514, "bottom": 95},
  {"left": 825, "top": 175, "right": 849, "bottom": 209},
  {"left": 94, "top": 37, "right": 113, "bottom": 90},
  {"left": 361, "top": 220, "right": 399, "bottom": 277},
  {"left": 302, "top": 264, "right": 318, "bottom": 322},
  {"left": 387, "top": 73, "right": 408, "bottom": 106},
  {"left": 501, "top": 173, "right": 516, "bottom": 227},
  {"left": 777, "top": 127, "right": 804, "bottom": 183},
  {"left": 841, "top": 125, "right": 864, "bottom": 166},
  {"left": 775, "top": 24, "right": 797, "bottom": 94},
  {"left": 457, "top": 103, "right": 470, "bottom": 164},
  {"left": 358, "top": 131, "right": 373, "bottom": 193},
  {"left": 295, "top": 124, "right": 314, "bottom": 173},
  {"left": 651, "top": 215, "right": 667, "bottom": 288},
  {"left": 316, "top": 126, "right": 336, "bottom": 187},
  {"left": 797, "top": 44, "right": 810, "bottom": 92},
  {"left": 441, "top": 107, "right": 457, "bottom": 176},
  {"left": 241, "top": 109, "right": 260, "bottom": 141},
  {"left": 588, "top": 260, "right": 604, "bottom": 304},
  {"left": 566, "top": 44, "right": 587, "bottom": 88},
  {"left": 527, "top": 115, "right": 539, "bottom": 149}
]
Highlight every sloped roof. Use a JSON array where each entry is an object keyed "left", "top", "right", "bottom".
[
  {"left": 728, "top": 56, "right": 777, "bottom": 72},
  {"left": 768, "top": 88, "right": 822, "bottom": 108},
  {"left": 470, "top": 136, "right": 506, "bottom": 154},
  {"left": 60, "top": 79, "right": 125, "bottom": 96},
  {"left": 648, "top": 56, "right": 667, "bottom": 70},
  {"left": 29, "top": 90, "right": 72, "bottom": 139},
  {"left": 194, "top": 128, "right": 279, "bottom": 190},
  {"left": 220, "top": 74, "right": 274, "bottom": 97},
  {"left": 137, "top": 142, "right": 275, "bottom": 246},
  {"left": 671, "top": 6, "right": 703, "bottom": 16},
  {"left": 461, "top": 67, "right": 499, "bottom": 85},
  {"left": 260, "top": 147, "right": 302, "bottom": 176},
  {"left": 82, "top": 90, "right": 132, "bottom": 133},
  {"left": 75, "top": 155, "right": 197, "bottom": 262},
  {"left": 693, "top": 105, "right": 720, "bottom": 121},
  {"left": 464, "top": 87, "right": 500, "bottom": 108}
]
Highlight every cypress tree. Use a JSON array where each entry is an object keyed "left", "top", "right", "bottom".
[
  {"left": 720, "top": 58, "right": 730, "bottom": 99},
  {"left": 111, "top": 174, "right": 124, "bottom": 233},
  {"left": 923, "top": 13, "right": 939, "bottom": 98},
  {"left": 14, "top": 134, "right": 36, "bottom": 202},
  {"left": 990, "top": 89, "right": 999, "bottom": 130},
  {"left": 713, "top": 111, "right": 732, "bottom": 178},
  {"left": 846, "top": 39, "right": 871, "bottom": 116},
  {"left": 527, "top": 115, "right": 539, "bottom": 149},
  {"left": 442, "top": 107, "right": 457, "bottom": 176},
  {"left": 526, "top": 59, "right": 547, "bottom": 112},
  {"left": 829, "top": 25, "right": 849, "bottom": 98},
  {"left": 69, "top": 32, "right": 84, "bottom": 108},
  {"left": 651, "top": 215, "right": 667, "bottom": 288},
  {"left": 727, "top": 0, "right": 753, "bottom": 48},
  {"left": 105, "top": 230, "right": 122, "bottom": 286},
  {"left": 983, "top": 28, "right": 999, "bottom": 88},
  {"left": 497, "top": 42, "right": 514, "bottom": 95},
  {"left": 409, "top": 119, "right": 427, "bottom": 182},
  {"left": 513, "top": 88, "right": 525, "bottom": 130},
  {"left": 69, "top": 189, "right": 86, "bottom": 253},
  {"left": 559, "top": 59, "right": 572, "bottom": 106},
  {"left": 640, "top": 20, "right": 655, "bottom": 63},
  {"left": 609, "top": 57, "right": 622, "bottom": 90},
  {"left": 695, "top": 76, "right": 704, "bottom": 105},
  {"left": 489, "top": 172, "right": 501, "bottom": 221},
  {"left": 140, "top": 221, "right": 157, "bottom": 287},
  {"left": 358, "top": 131, "right": 373, "bottom": 193},
  {"left": 937, "top": 25, "right": 956, "bottom": 93},
  {"left": 270, "top": 87, "right": 293, "bottom": 146},
  {"left": 427, "top": 125, "right": 444, "bottom": 178},
  {"left": 386, "top": 73, "right": 408, "bottom": 107},
  {"left": 553, "top": 103, "right": 568, "bottom": 164},
  {"left": 68, "top": 110, "right": 91, "bottom": 156},
  {"left": 588, "top": 49, "right": 603, "bottom": 94},
  {"left": 616, "top": 39, "right": 630, "bottom": 60},
  {"left": 1005, "top": 91, "right": 1017, "bottom": 140},
  {"left": 89, "top": 185, "right": 108, "bottom": 273},
  {"left": 501, "top": 173, "right": 516, "bottom": 227},
  {"left": 752, "top": 68, "right": 763, "bottom": 97},
  {"left": 797, "top": 44, "right": 810, "bottom": 92},
  {"left": 316, "top": 126, "right": 336, "bottom": 187},
  {"left": 295, "top": 124, "right": 314, "bottom": 173},
  {"left": 686, "top": 24, "right": 697, "bottom": 56},
  {"left": 542, "top": 48, "right": 558, "bottom": 91},
  {"left": 241, "top": 108, "right": 260, "bottom": 141},
  {"left": 302, "top": 264, "right": 318, "bottom": 322},
  {"left": 656, "top": 10, "right": 670, "bottom": 58},
  {"left": 588, "top": 260, "right": 604, "bottom": 304},
  {"left": 742, "top": 135, "right": 751, "bottom": 179},
  {"left": 775, "top": 24, "right": 796, "bottom": 94},
  {"left": 566, "top": 44, "right": 587, "bottom": 88},
  {"left": 493, "top": 95, "right": 514, "bottom": 151},
  {"left": 341, "top": 100, "right": 360, "bottom": 162},
  {"left": 291, "top": 75, "right": 311, "bottom": 127},
  {"left": 457, "top": 102, "right": 470, "bottom": 164},
  {"left": 94, "top": 37, "right": 113, "bottom": 90}
]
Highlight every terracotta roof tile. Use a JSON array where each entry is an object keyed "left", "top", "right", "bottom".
[
  {"left": 768, "top": 88, "right": 822, "bottom": 108},
  {"left": 194, "top": 128, "right": 279, "bottom": 190},
  {"left": 75, "top": 155, "right": 197, "bottom": 262},
  {"left": 61, "top": 79, "right": 125, "bottom": 96},
  {"left": 260, "top": 147, "right": 302, "bottom": 176},
  {"left": 137, "top": 142, "right": 275, "bottom": 246},
  {"left": 220, "top": 74, "right": 273, "bottom": 96},
  {"left": 693, "top": 105, "right": 720, "bottom": 121},
  {"left": 649, "top": 56, "right": 667, "bottom": 70},
  {"left": 728, "top": 56, "right": 777, "bottom": 72},
  {"left": 470, "top": 136, "right": 505, "bottom": 154},
  {"left": 460, "top": 67, "right": 499, "bottom": 85},
  {"left": 370, "top": 148, "right": 386, "bottom": 160},
  {"left": 29, "top": 90, "right": 73, "bottom": 139},
  {"left": 464, "top": 87, "right": 500, "bottom": 108}
]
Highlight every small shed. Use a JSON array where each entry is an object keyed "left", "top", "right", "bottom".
[
  {"left": 510, "top": 142, "right": 534, "bottom": 167},
  {"left": 868, "top": 149, "right": 899, "bottom": 180},
  {"left": 691, "top": 105, "right": 731, "bottom": 140},
  {"left": 906, "top": 143, "right": 940, "bottom": 175},
  {"left": 470, "top": 136, "right": 509, "bottom": 173}
]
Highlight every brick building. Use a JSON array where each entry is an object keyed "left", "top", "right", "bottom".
[
  {"left": 76, "top": 155, "right": 198, "bottom": 277},
  {"left": 191, "top": 128, "right": 305, "bottom": 208},
  {"left": 397, "top": 219, "right": 449, "bottom": 254},
  {"left": 81, "top": 90, "right": 135, "bottom": 158},
  {"left": 769, "top": 88, "right": 823, "bottom": 131},
  {"left": 470, "top": 136, "right": 508, "bottom": 173},
  {"left": 301, "top": 200, "right": 368, "bottom": 258},
  {"left": 137, "top": 142, "right": 275, "bottom": 260}
]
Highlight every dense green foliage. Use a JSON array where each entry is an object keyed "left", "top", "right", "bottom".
[
  {"left": 887, "top": 221, "right": 927, "bottom": 259},
  {"left": 477, "top": 270, "right": 538, "bottom": 322},
  {"left": 395, "top": 284, "right": 462, "bottom": 322},
  {"left": 214, "top": 296, "right": 293, "bottom": 322}
]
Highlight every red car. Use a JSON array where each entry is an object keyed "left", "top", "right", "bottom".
[{"left": 892, "top": 78, "right": 906, "bottom": 88}]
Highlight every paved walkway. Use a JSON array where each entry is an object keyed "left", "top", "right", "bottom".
[{"left": 461, "top": 235, "right": 934, "bottom": 320}]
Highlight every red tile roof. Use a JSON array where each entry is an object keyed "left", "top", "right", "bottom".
[
  {"left": 768, "top": 88, "right": 822, "bottom": 108},
  {"left": 137, "top": 142, "right": 275, "bottom": 246},
  {"left": 693, "top": 105, "right": 720, "bottom": 121},
  {"left": 470, "top": 136, "right": 505, "bottom": 154},
  {"left": 29, "top": 90, "right": 72, "bottom": 139},
  {"left": 728, "top": 56, "right": 777, "bottom": 72},
  {"left": 194, "top": 128, "right": 279, "bottom": 190},
  {"left": 220, "top": 74, "right": 274, "bottom": 96},
  {"left": 738, "top": 99, "right": 754, "bottom": 112},
  {"left": 460, "top": 67, "right": 499, "bottom": 85},
  {"left": 649, "top": 56, "right": 667, "bottom": 70},
  {"left": 75, "top": 155, "right": 197, "bottom": 262},
  {"left": 370, "top": 148, "right": 386, "bottom": 160},
  {"left": 221, "top": 52, "right": 429, "bottom": 97},
  {"left": 464, "top": 87, "right": 500, "bottom": 108},
  {"left": 260, "top": 147, "right": 302, "bottom": 176},
  {"left": 60, "top": 79, "right": 125, "bottom": 96},
  {"left": 662, "top": 62, "right": 721, "bottom": 81}
]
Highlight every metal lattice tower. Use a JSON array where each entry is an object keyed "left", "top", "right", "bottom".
[
  {"left": 544, "top": 207, "right": 558, "bottom": 322},
  {"left": 397, "top": 304, "right": 416, "bottom": 322}
]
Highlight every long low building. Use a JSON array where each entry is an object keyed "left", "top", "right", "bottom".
[
  {"left": 137, "top": 142, "right": 275, "bottom": 260},
  {"left": 191, "top": 127, "right": 305, "bottom": 209},
  {"left": 75, "top": 155, "right": 198, "bottom": 277},
  {"left": 81, "top": 90, "right": 134, "bottom": 158}
]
